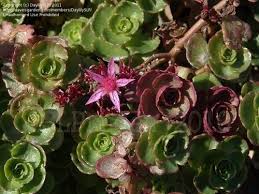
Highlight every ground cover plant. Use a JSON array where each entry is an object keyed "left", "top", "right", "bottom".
[{"left": 1, "top": 0, "right": 259, "bottom": 193}]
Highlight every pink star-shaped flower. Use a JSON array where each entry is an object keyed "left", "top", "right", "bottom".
[{"left": 86, "top": 58, "right": 134, "bottom": 112}]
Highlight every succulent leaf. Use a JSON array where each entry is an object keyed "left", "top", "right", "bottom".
[
  {"left": 60, "top": 17, "right": 88, "bottom": 47},
  {"left": 192, "top": 72, "right": 221, "bottom": 91},
  {"left": 136, "top": 120, "right": 190, "bottom": 174},
  {"left": 0, "top": 92, "right": 63, "bottom": 149},
  {"left": 191, "top": 134, "right": 248, "bottom": 193},
  {"left": 79, "top": 1, "right": 159, "bottom": 58},
  {"left": 72, "top": 115, "right": 129, "bottom": 175},
  {"left": 186, "top": 33, "right": 209, "bottom": 69},
  {"left": 239, "top": 91, "right": 259, "bottom": 145},
  {"left": 221, "top": 15, "right": 252, "bottom": 50}
]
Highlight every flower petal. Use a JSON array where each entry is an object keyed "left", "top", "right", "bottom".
[
  {"left": 86, "top": 88, "right": 106, "bottom": 105},
  {"left": 116, "top": 78, "right": 135, "bottom": 87},
  {"left": 108, "top": 57, "right": 116, "bottom": 77},
  {"left": 86, "top": 70, "right": 104, "bottom": 83},
  {"left": 109, "top": 91, "right": 120, "bottom": 112}
]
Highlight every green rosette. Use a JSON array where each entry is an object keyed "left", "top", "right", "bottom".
[
  {"left": 0, "top": 141, "right": 46, "bottom": 193},
  {"left": 12, "top": 38, "right": 79, "bottom": 92},
  {"left": 189, "top": 134, "right": 248, "bottom": 194},
  {"left": 0, "top": 92, "right": 64, "bottom": 150},
  {"left": 71, "top": 114, "right": 131, "bottom": 174},
  {"left": 79, "top": 1, "right": 160, "bottom": 58},
  {"left": 208, "top": 31, "right": 251, "bottom": 80},
  {"left": 135, "top": 116, "right": 190, "bottom": 174}
]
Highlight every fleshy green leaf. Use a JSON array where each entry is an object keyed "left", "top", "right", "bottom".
[
  {"left": 217, "top": 136, "right": 249, "bottom": 155},
  {"left": 105, "top": 114, "right": 131, "bottom": 130},
  {"left": 186, "top": 33, "right": 209, "bottom": 69},
  {"left": 79, "top": 116, "right": 108, "bottom": 140},
  {"left": 136, "top": 132, "right": 155, "bottom": 165},
  {"left": 131, "top": 116, "right": 157, "bottom": 140},
  {"left": 26, "top": 122, "right": 56, "bottom": 145},
  {"left": 193, "top": 72, "right": 221, "bottom": 91},
  {"left": 125, "top": 33, "right": 160, "bottom": 55},
  {"left": 11, "top": 142, "right": 42, "bottom": 168},
  {"left": 0, "top": 111, "right": 22, "bottom": 141},
  {"left": 189, "top": 134, "right": 218, "bottom": 169}
]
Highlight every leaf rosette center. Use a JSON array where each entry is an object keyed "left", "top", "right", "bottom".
[
  {"left": 214, "top": 159, "right": 236, "bottom": 181},
  {"left": 4, "top": 158, "right": 34, "bottom": 184},
  {"left": 23, "top": 108, "right": 43, "bottom": 128},
  {"left": 38, "top": 58, "right": 57, "bottom": 78},
  {"left": 220, "top": 47, "right": 237, "bottom": 65},
  {"left": 92, "top": 132, "right": 114, "bottom": 153}
]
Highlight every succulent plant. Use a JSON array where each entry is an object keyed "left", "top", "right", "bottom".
[
  {"left": 208, "top": 31, "right": 252, "bottom": 80},
  {"left": 239, "top": 84, "right": 259, "bottom": 145},
  {"left": 186, "top": 31, "right": 252, "bottom": 81},
  {"left": 189, "top": 134, "right": 248, "bottom": 194},
  {"left": 137, "top": 70, "right": 197, "bottom": 120},
  {"left": 79, "top": 1, "right": 160, "bottom": 58},
  {"left": 59, "top": 17, "right": 88, "bottom": 48},
  {"left": 12, "top": 38, "right": 79, "bottom": 91},
  {"left": 203, "top": 86, "right": 240, "bottom": 139},
  {"left": 135, "top": 117, "right": 190, "bottom": 174},
  {"left": 0, "top": 141, "right": 46, "bottom": 193},
  {"left": 71, "top": 114, "right": 131, "bottom": 174},
  {"left": 0, "top": 92, "right": 64, "bottom": 149}
]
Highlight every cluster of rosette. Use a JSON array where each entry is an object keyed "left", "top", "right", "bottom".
[{"left": 70, "top": 111, "right": 252, "bottom": 194}]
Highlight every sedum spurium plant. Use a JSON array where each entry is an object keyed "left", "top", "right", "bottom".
[
  {"left": 71, "top": 114, "right": 131, "bottom": 174},
  {"left": 1, "top": 0, "right": 259, "bottom": 193},
  {"left": 0, "top": 141, "right": 46, "bottom": 193},
  {"left": 59, "top": 17, "right": 88, "bottom": 48},
  {"left": 0, "top": 92, "right": 64, "bottom": 150},
  {"left": 189, "top": 134, "right": 248, "bottom": 194},
  {"left": 62, "top": 0, "right": 160, "bottom": 59},
  {"left": 137, "top": 69, "right": 197, "bottom": 120},
  {"left": 135, "top": 116, "right": 190, "bottom": 174},
  {"left": 186, "top": 31, "right": 252, "bottom": 81},
  {"left": 12, "top": 37, "right": 80, "bottom": 92}
]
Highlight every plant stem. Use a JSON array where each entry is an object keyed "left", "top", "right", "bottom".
[
  {"left": 169, "top": 0, "right": 229, "bottom": 57},
  {"left": 164, "top": 3, "right": 173, "bottom": 21},
  {"left": 135, "top": 53, "right": 171, "bottom": 71},
  {"left": 136, "top": 0, "right": 230, "bottom": 72}
]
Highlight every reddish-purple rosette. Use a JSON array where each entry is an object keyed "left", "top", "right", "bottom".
[
  {"left": 137, "top": 70, "right": 197, "bottom": 120},
  {"left": 203, "top": 86, "right": 240, "bottom": 138}
]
